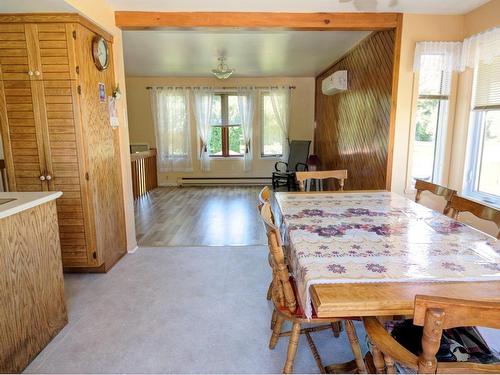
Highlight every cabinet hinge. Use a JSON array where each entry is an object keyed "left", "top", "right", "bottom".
[
  {"left": 76, "top": 66, "right": 79, "bottom": 75},
  {"left": 77, "top": 85, "right": 81, "bottom": 95},
  {"left": 72, "top": 30, "right": 76, "bottom": 39},
  {"left": 92, "top": 251, "right": 97, "bottom": 260},
  {"left": 85, "top": 172, "right": 89, "bottom": 181}
]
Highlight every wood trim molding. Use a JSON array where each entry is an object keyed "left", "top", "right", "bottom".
[
  {"left": 0, "top": 13, "right": 113, "bottom": 41},
  {"left": 385, "top": 13, "right": 403, "bottom": 191},
  {"left": 114, "top": 11, "right": 401, "bottom": 30}
]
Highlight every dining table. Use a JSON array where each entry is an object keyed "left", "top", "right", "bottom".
[{"left": 274, "top": 190, "right": 500, "bottom": 319}]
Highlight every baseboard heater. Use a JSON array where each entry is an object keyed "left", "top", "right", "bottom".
[{"left": 178, "top": 177, "right": 271, "bottom": 186}]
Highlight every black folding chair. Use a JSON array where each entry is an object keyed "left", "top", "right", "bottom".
[{"left": 272, "top": 140, "right": 311, "bottom": 191}]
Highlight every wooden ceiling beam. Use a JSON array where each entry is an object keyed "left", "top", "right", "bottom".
[{"left": 114, "top": 11, "right": 401, "bottom": 31}]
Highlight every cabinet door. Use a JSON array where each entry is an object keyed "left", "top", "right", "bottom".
[
  {"left": 0, "top": 24, "right": 31, "bottom": 81},
  {"left": 36, "top": 23, "right": 77, "bottom": 81},
  {"left": 0, "top": 80, "right": 48, "bottom": 191},
  {"left": 42, "top": 80, "right": 97, "bottom": 267},
  {"left": 0, "top": 23, "right": 77, "bottom": 82}
]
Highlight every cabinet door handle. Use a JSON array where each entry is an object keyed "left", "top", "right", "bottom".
[
  {"left": 34, "top": 71, "right": 41, "bottom": 76},
  {"left": 45, "top": 175, "right": 52, "bottom": 181},
  {"left": 28, "top": 71, "right": 34, "bottom": 76},
  {"left": 39, "top": 175, "right": 46, "bottom": 181}
]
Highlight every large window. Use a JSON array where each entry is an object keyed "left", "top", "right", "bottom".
[
  {"left": 261, "top": 93, "right": 286, "bottom": 157},
  {"left": 464, "top": 57, "right": 500, "bottom": 206},
  {"left": 410, "top": 56, "right": 452, "bottom": 186},
  {"left": 208, "top": 94, "right": 245, "bottom": 157}
]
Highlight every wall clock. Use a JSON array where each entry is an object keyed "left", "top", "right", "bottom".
[{"left": 92, "top": 35, "right": 109, "bottom": 71}]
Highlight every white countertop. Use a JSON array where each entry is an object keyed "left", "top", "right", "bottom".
[{"left": 0, "top": 191, "right": 63, "bottom": 219}]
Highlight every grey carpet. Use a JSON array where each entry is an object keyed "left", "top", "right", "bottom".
[{"left": 24, "top": 246, "right": 368, "bottom": 374}]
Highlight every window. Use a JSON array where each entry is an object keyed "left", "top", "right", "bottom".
[
  {"left": 208, "top": 94, "right": 245, "bottom": 157},
  {"left": 463, "top": 57, "right": 500, "bottom": 206},
  {"left": 409, "top": 55, "right": 452, "bottom": 186},
  {"left": 150, "top": 88, "right": 192, "bottom": 172},
  {"left": 261, "top": 93, "right": 285, "bottom": 157}
]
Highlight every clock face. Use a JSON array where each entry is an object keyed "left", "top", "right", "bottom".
[{"left": 92, "top": 36, "right": 109, "bottom": 71}]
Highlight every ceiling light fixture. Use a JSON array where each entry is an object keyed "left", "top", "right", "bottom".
[{"left": 212, "top": 57, "right": 234, "bottom": 80}]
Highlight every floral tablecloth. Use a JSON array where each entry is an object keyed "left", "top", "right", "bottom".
[{"left": 275, "top": 191, "right": 500, "bottom": 319}]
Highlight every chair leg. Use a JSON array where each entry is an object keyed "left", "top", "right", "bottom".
[
  {"left": 331, "top": 321, "right": 342, "bottom": 338},
  {"left": 271, "top": 309, "right": 277, "bottom": 330},
  {"left": 383, "top": 353, "right": 396, "bottom": 374},
  {"left": 371, "top": 343, "right": 386, "bottom": 374},
  {"left": 345, "top": 320, "right": 368, "bottom": 374},
  {"left": 267, "top": 281, "right": 272, "bottom": 301},
  {"left": 269, "top": 313, "right": 284, "bottom": 349},
  {"left": 283, "top": 322, "right": 301, "bottom": 374},
  {"left": 305, "top": 331, "right": 326, "bottom": 374}
]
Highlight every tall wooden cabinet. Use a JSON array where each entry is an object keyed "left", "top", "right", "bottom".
[{"left": 0, "top": 15, "right": 127, "bottom": 271}]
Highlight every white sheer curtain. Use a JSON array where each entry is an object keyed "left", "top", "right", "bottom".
[
  {"left": 237, "top": 90, "right": 255, "bottom": 171},
  {"left": 192, "top": 90, "right": 214, "bottom": 172},
  {"left": 413, "top": 41, "right": 462, "bottom": 72},
  {"left": 461, "top": 27, "right": 500, "bottom": 70},
  {"left": 269, "top": 88, "right": 291, "bottom": 161},
  {"left": 150, "top": 88, "right": 192, "bottom": 172}
]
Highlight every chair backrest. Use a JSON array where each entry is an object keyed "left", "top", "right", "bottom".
[
  {"left": 287, "top": 140, "right": 311, "bottom": 172},
  {"left": 296, "top": 170, "right": 348, "bottom": 192},
  {"left": 363, "top": 296, "right": 500, "bottom": 374},
  {"left": 259, "top": 202, "right": 297, "bottom": 313},
  {"left": 257, "top": 186, "right": 271, "bottom": 210},
  {"left": 449, "top": 195, "right": 500, "bottom": 239},
  {"left": 414, "top": 179, "right": 457, "bottom": 215},
  {"left": 413, "top": 295, "right": 500, "bottom": 374}
]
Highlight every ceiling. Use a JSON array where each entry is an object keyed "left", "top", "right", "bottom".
[
  {"left": 107, "top": 0, "right": 489, "bottom": 14},
  {"left": 123, "top": 30, "right": 370, "bottom": 77},
  {"left": 0, "top": 0, "right": 76, "bottom": 12}
]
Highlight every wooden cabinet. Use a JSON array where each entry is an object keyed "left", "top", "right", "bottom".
[{"left": 0, "top": 15, "right": 126, "bottom": 271}]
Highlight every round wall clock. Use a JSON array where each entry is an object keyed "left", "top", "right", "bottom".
[{"left": 92, "top": 35, "right": 109, "bottom": 71}]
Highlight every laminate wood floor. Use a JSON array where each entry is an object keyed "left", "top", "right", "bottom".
[{"left": 135, "top": 186, "right": 268, "bottom": 246}]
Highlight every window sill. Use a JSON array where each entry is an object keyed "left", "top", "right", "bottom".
[{"left": 209, "top": 156, "right": 244, "bottom": 159}]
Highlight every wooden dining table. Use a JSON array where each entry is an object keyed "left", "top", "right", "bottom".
[{"left": 274, "top": 191, "right": 500, "bottom": 319}]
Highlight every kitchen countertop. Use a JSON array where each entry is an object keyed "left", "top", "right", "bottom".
[{"left": 0, "top": 192, "right": 63, "bottom": 219}]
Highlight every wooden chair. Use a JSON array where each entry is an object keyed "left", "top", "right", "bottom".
[
  {"left": 414, "top": 179, "right": 457, "bottom": 215},
  {"left": 257, "top": 186, "right": 275, "bottom": 302},
  {"left": 363, "top": 295, "right": 500, "bottom": 374},
  {"left": 258, "top": 186, "right": 271, "bottom": 210},
  {"left": 259, "top": 202, "right": 367, "bottom": 374},
  {"left": 448, "top": 195, "right": 500, "bottom": 239},
  {"left": 296, "top": 170, "right": 348, "bottom": 192}
]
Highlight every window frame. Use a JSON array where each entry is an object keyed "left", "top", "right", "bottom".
[
  {"left": 406, "top": 68, "right": 456, "bottom": 193},
  {"left": 208, "top": 93, "right": 244, "bottom": 158},
  {"left": 260, "top": 92, "right": 285, "bottom": 159},
  {"left": 463, "top": 109, "right": 500, "bottom": 208}
]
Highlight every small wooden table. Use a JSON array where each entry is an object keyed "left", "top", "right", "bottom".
[{"left": 275, "top": 191, "right": 500, "bottom": 319}]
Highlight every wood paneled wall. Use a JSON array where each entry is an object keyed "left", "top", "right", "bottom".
[{"left": 314, "top": 30, "right": 395, "bottom": 190}]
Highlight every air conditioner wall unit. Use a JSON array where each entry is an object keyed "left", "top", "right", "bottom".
[{"left": 321, "top": 70, "right": 348, "bottom": 95}]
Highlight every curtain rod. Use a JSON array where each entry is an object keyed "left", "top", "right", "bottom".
[{"left": 145, "top": 85, "right": 296, "bottom": 90}]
